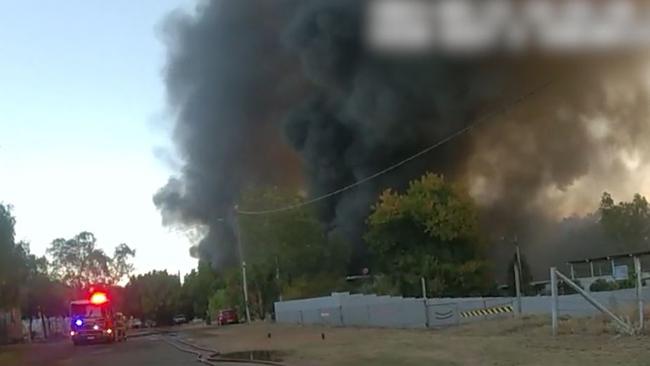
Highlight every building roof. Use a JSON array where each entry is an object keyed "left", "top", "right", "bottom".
[{"left": 567, "top": 250, "right": 650, "bottom": 264}]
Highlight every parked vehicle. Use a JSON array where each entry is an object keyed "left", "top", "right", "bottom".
[
  {"left": 173, "top": 314, "right": 187, "bottom": 325},
  {"left": 144, "top": 319, "right": 157, "bottom": 328},
  {"left": 129, "top": 318, "right": 143, "bottom": 329},
  {"left": 217, "top": 309, "right": 239, "bottom": 325}
]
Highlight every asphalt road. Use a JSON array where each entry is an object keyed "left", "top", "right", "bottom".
[{"left": 4, "top": 334, "right": 201, "bottom": 366}]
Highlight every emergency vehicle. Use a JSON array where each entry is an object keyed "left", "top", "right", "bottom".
[{"left": 69, "top": 290, "right": 127, "bottom": 345}]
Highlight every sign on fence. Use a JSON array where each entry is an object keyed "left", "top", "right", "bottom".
[
  {"left": 614, "top": 265, "right": 629, "bottom": 280},
  {"left": 426, "top": 303, "right": 458, "bottom": 327}
]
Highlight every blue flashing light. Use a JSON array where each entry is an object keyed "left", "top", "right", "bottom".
[{"left": 75, "top": 319, "right": 83, "bottom": 327}]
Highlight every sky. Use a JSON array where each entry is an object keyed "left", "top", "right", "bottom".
[{"left": 0, "top": 0, "right": 198, "bottom": 278}]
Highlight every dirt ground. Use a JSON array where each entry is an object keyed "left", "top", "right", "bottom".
[{"left": 185, "top": 316, "right": 650, "bottom": 366}]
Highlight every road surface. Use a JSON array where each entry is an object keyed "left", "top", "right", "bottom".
[{"left": 2, "top": 334, "right": 201, "bottom": 366}]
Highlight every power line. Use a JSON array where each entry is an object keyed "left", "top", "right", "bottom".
[{"left": 237, "top": 80, "right": 554, "bottom": 216}]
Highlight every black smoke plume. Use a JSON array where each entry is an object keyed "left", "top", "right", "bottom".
[
  {"left": 154, "top": 0, "right": 304, "bottom": 266},
  {"left": 156, "top": 0, "right": 650, "bottom": 275}
]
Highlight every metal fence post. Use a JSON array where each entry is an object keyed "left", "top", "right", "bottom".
[
  {"left": 550, "top": 267, "right": 558, "bottom": 336},
  {"left": 423, "top": 299, "right": 430, "bottom": 328},
  {"left": 514, "top": 262, "right": 522, "bottom": 317},
  {"left": 635, "top": 256, "right": 644, "bottom": 331},
  {"left": 483, "top": 299, "right": 488, "bottom": 320},
  {"left": 554, "top": 268, "right": 634, "bottom": 335},
  {"left": 421, "top": 277, "right": 430, "bottom": 328},
  {"left": 421, "top": 277, "right": 427, "bottom": 299}
]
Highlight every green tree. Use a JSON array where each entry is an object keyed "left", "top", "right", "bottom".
[
  {"left": 14, "top": 242, "right": 69, "bottom": 339},
  {"left": 111, "top": 243, "right": 136, "bottom": 281},
  {"left": 0, "top": 204, "right": 24, "bottom": 309},
  {"left": 124, "top": 270, "right": 181, "bottom": 325},
  {"left": 365, "top": 173, "right": 491, "bottom": 297},
  {"left": 180, "top": 260, "right": 221, "bottom": 320},
  {"left": 207, "top": 289, "right": 230, "bottom": 316},
  {"left": 600, "top": 192, "right": 650, "bottom": 251},
  {"left": 0, "top": 205, "right": 68, "bottom": 338},
  {"left": 238, "top": 186, "right": 349, "bottom": 318},
  {"left": 47, "top": 231, "right": 135, "bottom": 287}
]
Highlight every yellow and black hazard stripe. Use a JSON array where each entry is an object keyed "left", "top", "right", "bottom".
[{"left": 460, "top": 305, "right": 513, "bottom": 318}]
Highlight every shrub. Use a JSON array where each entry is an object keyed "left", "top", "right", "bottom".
[
  {"left": 589, "top": 279, "right": 619, "bottom": 292},
  {"left": 558, "top": 279, "right": 582, "bottom": 295}
]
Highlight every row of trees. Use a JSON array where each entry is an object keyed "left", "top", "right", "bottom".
[
  {"left": 161, "top": 173, "right": 497, "bottom": 322},
  {"left": 4, "top": 172, "right": 650, "bottom": 332},
  {"left": 0, "top": 205, "right": 140, "bottom": 337},
  {"left": 73, "top": 183, "right": 650, "bottom": 324},
  {"left": 205, "top": 174, "right": 650, "bottom": 308},
  {"left": 0, "top": 205, "right": 70, "bottom": 323},
  {"left": 0, "top": 205, "right": 212, "bottom": 328},
  {"left": 0, "top": 202, "right": 242, "bottom": 328},
  {"left": 134, "top": 186, "right": 357, "bottom": 323},
  {"left": 600, "top": 192, "right": 650, "bottom": 251}
]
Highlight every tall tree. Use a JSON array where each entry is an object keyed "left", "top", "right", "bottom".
[
  {"left": 47, "top": 231, "right": 135, "bottom": 287},
  {"left": 180, "top": 260, "right": 221, "bottom": 319},
  {"left": 124, "top": 270, "right": 181, "bottom": 325},
  {"left": 365, "top": 173, "right": 492, "bottom": 297},
  {"left": 207, "top": 269, "right": 243, "bottom": 319},
  {"left": 0, "top": 204, "right": 23, "bottom": 309},
  {"left": 12, "top": 241, "right": 68, "bottom": 339},
  {"left": 238, "top": 186, "right": 349, "bottom": 318},
  {"left": 111, "top": 243, "right": 136, "bottom": 281},
  {"left": 600, "top": 192, "right": 650, "bottom": 252}
]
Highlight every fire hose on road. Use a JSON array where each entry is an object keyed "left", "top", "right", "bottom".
[{"left": 162, "top": 333, "right": 288, "bottom": 366}]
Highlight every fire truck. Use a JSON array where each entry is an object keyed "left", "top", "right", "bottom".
[{"left": 69, "top": 290, "right": 127, "bottom": 345}]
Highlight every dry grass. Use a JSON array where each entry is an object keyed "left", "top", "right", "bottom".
[
  {"left": 185, "top": 317, "right": 650, "bottom": 366},
  {"left": 0, "top": 350, "right": 18, "bottom": 365}
]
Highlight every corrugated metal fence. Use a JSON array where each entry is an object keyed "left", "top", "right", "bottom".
[
  {"left": 275, "top": 287, "right": 649, "bottom": 329},
  {"left": 275, "top": 293, "right": 515, "bottom": 329}
]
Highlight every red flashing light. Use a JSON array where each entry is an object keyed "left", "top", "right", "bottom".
[{"left": 90, "top": 292, "right": 108, "bottom": 305}]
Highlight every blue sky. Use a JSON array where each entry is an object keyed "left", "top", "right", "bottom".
[{"left": 0, "top": 0, "right": 197, "bottom": 277}]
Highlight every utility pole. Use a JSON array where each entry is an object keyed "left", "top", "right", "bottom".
[
  {"left": 233, "top": 205, "right": 251, "bottom": 324},
  {"left": 276, "top": 255, "right": 283, "bottom": 302},
  {"left": 513, "top": 237, "right": 523, "bottom": 315},
  {"left": 514, "top": 236, "right": 522, "bottom": 279},
  {"left": 514, "top": 262, "right": 521, "bottom": 317},
  {"left": 421, "top": 277, "right": 427, "bottom": 299},
  {"left": 421, "top": 277, "right": 429, "bottom": 327},
  {"left": 634, "top": 256, "right": 644, "bottom": 330},
  {"left": 550, "top": 267, "right": 558, "bottom": 336}
]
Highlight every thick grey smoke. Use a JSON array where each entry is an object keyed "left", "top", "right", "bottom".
[
  {"left": 156, "top": 0, "right": 650, "bottom": 274},
  {"left": 154, "top": 0, "right": 304, "bottom": 266},
  {"left": 282, "top": 0, "right": 504, "bottom": 266}
]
